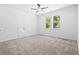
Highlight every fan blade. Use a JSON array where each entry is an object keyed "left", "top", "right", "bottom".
[
  {"left": 41, "top": 9, "right": 44, "bottom": 12},
  {"left": 31, "top": 8, "right": 37, "bottom": 10},
  {"left": 41, "top": 7, "right": 48, "bottom": 9},
  {"left": 36, "top": 10, "right": 39, "bottom": 13},
  {"left": 37, "top": 4, "right": 40, "bottom": 8}
]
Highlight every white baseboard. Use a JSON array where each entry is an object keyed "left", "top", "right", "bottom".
[
  {"left": 0, "top": 34, "right": 77, "bottom": 42},
  {"left": 38, "top": 34, "right": 77, "bottom": 41},
  {"left": 0, "top": 34, "right": 37, "bottom": 42}
]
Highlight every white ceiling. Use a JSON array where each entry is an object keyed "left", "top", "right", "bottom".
[
  {"left": 1, "top": 4, "right": 74, "bottom": 15},
  {"left": 34, "top": 4, "right": 74, "bottom": 15}
]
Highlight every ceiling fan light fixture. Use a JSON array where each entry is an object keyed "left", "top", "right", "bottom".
[{"left": 31, "top": 4, "right": 48, "bottom": 13}]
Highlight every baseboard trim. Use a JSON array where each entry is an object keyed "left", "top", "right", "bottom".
[
  {"left": 0, "top": 34, "right": 38, "bottom": 42},
  {"left": 37, "top": 34, "right": 77, "bottom": 41},
  {"left": 0, "top": 34, "right": 77, "bottom": 42}
]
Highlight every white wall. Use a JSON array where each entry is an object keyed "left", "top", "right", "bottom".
[
  {"left": 0, "top": 5, "right": 37, "bottom": 42},
  {"left": 0, "top": 4, "right": 78, "bottom": 42},
  {"left": 37, "top": 5, "right": 77, "bottom": 40},
  {"left": 78, "top": 5, "right": 79, "bottom": 51}
]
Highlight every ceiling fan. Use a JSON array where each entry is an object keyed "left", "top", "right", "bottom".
[{"left": 31, "top": 4, "right": 48, "bottom": 13}]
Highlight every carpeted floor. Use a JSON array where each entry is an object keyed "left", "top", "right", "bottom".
[{"left": 0, "top": 35, "right": 78, "bottom": 55}]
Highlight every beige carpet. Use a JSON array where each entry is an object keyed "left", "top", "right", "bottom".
[{"left": 0, "top": 35, "right": 78, "bottom": 55}]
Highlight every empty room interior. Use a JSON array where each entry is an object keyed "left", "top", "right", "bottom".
[{"left": 0, "top": 4, "right": 78, "bottom": 55}]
